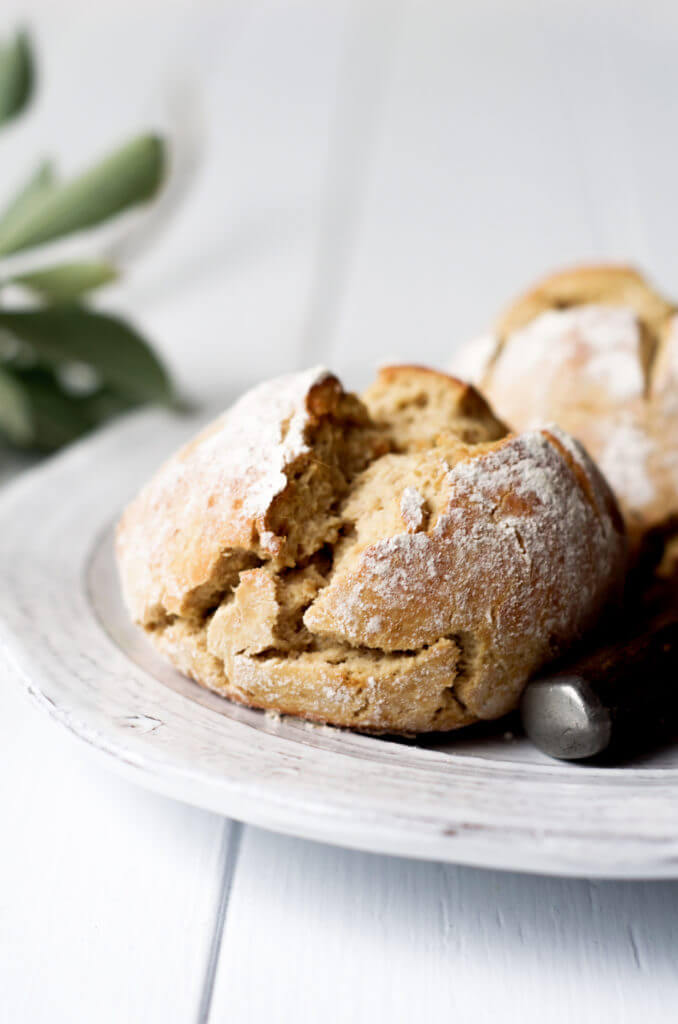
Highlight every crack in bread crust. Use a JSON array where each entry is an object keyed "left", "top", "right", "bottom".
[
  {"left": 451, "top": 265, "right": 678, "bottom": 567},
  {"left": 117, "top": 364, "right": 626, "bottom": 735}
]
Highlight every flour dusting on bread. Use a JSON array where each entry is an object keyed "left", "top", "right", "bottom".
[
  {"left": 450, "top": 265, "right": 678, "bottom": 562},
  {"left": 493, "top": 305, "right": 645, "bottom": 404},
  {"left": 303, "top": 424, "right": 625, "bottom": 718},
  {"left": 399, "top": 486, "right": 428, "bottom": 532},
  {"left": 117, "top": 363, "right": 626, "bottom": 734},
  {"left": 117, "top": 366, "right": 386, "bottom": 625}
]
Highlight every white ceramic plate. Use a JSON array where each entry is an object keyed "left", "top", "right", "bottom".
[{"left": 2, "top": 408, "right": 678, "bottom": 879}]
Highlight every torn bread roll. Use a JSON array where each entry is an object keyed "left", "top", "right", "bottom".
[
  {"left": 117, "top": 365, "right": 626, "bottom": 734},
  {"left": 450, "top": 265, "right": 678, "bottom": 565}
]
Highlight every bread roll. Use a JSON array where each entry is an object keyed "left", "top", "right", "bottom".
[
  {"left": 450, "top": 265, "right": 678, "bottom": 563},
  {"left": 117, "top": 364, "right": 626, "bottom": 734}
]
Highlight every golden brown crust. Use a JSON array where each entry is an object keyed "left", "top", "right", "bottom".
[
  {"left": 451, "top": 264, "right": 678, "bottom": 560},
  {"left": 303, "top": 426, "right": 625, "bottom": 720},
  {"left": 495, "top": 264, "right": 675, "bottom": 340},
  {"left": 363, "top": 364, "right": 507, "bottom": 451},
  {"left": 156, "top": 620, "right": 472, "bottom": 733},
  {"left": 116, "top": 368, "right": 386, "bottom": 625},
  {"left": 374, "top": 362, "right": 483, "bottom": 392},
  {"left": 117, "top": 365, "right": 626, "bottom": 734}
]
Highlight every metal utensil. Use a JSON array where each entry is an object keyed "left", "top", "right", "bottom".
[{"left": 520, "top": 611, "right": 678, "bottom": 761}]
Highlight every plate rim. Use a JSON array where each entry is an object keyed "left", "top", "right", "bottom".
[{"left": 3, "top": 408, "right": 678, "bottom": 879}]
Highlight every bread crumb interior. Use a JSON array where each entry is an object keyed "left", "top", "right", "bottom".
[{"left": 148, "top": 367, "right": 508, "bottom": 731}]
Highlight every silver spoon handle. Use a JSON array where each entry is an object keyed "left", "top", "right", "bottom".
[{"left": 520, "top": 617, "right": 678, "bottom": 761}]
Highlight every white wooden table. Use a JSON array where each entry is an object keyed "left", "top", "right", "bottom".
[{"left": 2, "top": 2, "right": 678, "bottom": 1020}]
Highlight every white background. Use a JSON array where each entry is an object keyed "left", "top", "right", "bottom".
[{"left": 2, "top": 1, "right": 678, "bottom": 1020}]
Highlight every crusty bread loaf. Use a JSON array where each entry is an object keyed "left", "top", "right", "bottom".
[
  {"left": 450, "top": 265, "right": 678, "bottom": 563},
  {"left": 117, "top": 364, "right": 626, "bottom": 734}
]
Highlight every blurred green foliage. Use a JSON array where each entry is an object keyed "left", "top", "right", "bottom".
[{"left": 0, "top": 30, "right": 174, "bottom": 452}]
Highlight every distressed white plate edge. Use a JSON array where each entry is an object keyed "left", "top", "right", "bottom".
[{"left": 3, "top": 407, "right": 678, "bottom": 879}]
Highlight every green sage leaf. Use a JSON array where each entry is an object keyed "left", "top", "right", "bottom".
[
  {"left": 0, "top": 364, "right": 33, "bottom": 445},
  {"left": 11, "top": 261, "right": 118, "bottom": 301},
  {"left": 0, "top": 367, "right": 147, "bottom": 452},
  {"left": 0, "top": 306, "right": 172, "bottom": 403},
  {"left": 0, "top": 30, "right": 34, "bottom": 127},
  {"left": 8, "top": 367, "right": 94, "bottom": 450},
  {"left": 0, "top": 134, "right": 166, "bottom": 256},
  {"left": 0, "top": 161, "right": 56, "bottom": 241}
]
